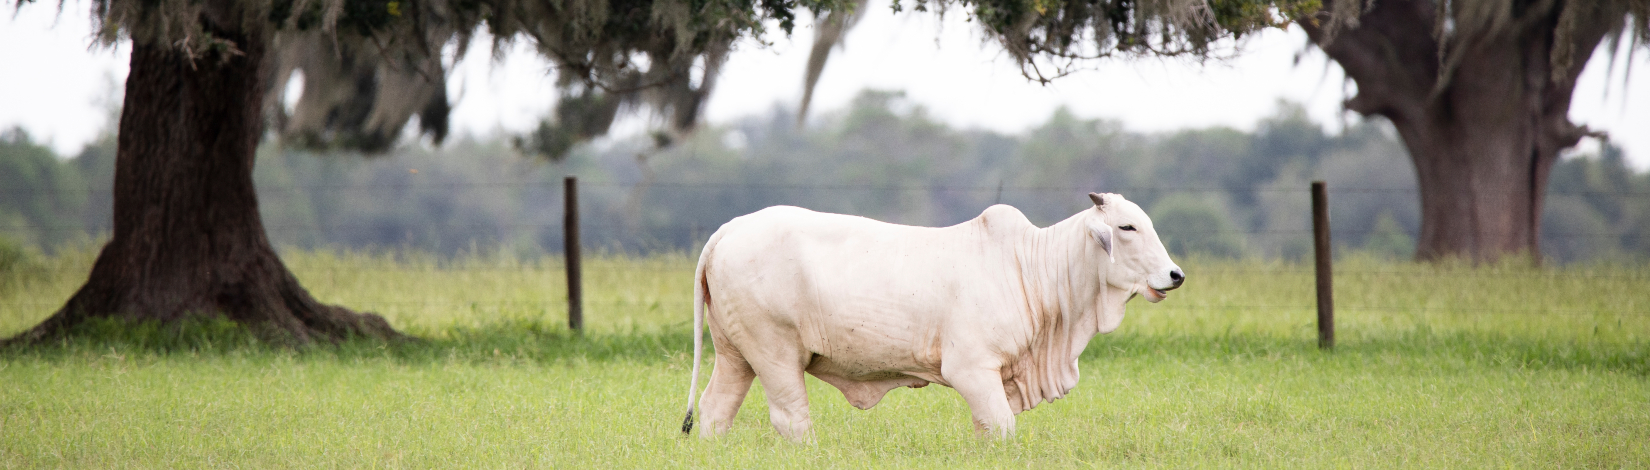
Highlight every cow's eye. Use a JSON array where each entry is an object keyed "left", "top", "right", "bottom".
[{"left": 1119, "top": 225, "right": 1136, "bottom": 231}]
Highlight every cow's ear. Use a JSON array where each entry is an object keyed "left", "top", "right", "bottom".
[
  {"left": 1088, "top": 192, "right": 1106, "bottom": 208},
  {"left": 1092, "top": 222, "right": 1114, "bottom": 263}
]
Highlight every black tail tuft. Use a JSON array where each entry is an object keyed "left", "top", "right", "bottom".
[{"left": 681, "top": 410, "right": 695, "bottom": 435}]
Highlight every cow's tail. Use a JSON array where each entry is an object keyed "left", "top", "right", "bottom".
[{"left": 682, "top": 228, "right": 722, "bottom": 435}]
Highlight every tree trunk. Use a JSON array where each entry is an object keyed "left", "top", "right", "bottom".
[
  {"left": 6, "top": 18, "right": 400, "bottom": 345},
  {"left": 1301, "top": 0, "right": 1612, "bottom": 262}
]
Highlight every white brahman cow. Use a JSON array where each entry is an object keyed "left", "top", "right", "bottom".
[{"left": 680, "top": 193, "right": 1183, "bottom": 440}]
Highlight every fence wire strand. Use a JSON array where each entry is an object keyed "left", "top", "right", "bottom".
[{"left": 4, "top": 180, "right": 1647, "bottom": 322}]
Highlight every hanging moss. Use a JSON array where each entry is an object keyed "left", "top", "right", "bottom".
[{"left": 89, "top": 0, "right": 1650, "bottom": 159}]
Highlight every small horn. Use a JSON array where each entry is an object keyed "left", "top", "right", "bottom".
[{"left": 1088, "top": 192, "right": 1105, "bottom": 207}]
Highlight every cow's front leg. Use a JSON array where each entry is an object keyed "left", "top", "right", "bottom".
[
  {"left": 744, "top": 342, "right": 814, "bottom": 443},
  {"left": 944, "top": 365, "right": 1016, "bottom": 438}
]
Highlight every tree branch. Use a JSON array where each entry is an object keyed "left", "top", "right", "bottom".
[{"left": 1299, "top": 0, "right": 1438, "bottom": 123}]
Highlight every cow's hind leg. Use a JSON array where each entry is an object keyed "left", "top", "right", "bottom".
[{"left": 698, "top": 350, "right": 756, "bottom": 437}]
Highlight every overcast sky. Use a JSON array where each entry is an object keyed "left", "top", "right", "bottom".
[{"left": 4, "top": 0, "right": 1647, "bottom": 169}]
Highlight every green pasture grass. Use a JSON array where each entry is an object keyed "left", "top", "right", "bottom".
[
  {"left": 1, "top": 332, "right": 1644, "bottom": 467},
  {"left": 2, "top": 247, "right": 1647, "bottom": 467}
]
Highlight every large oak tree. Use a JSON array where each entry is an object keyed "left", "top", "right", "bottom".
[
  {"left": 6, "top": 0, "right": 445, "bottom": 344},
  {"left": 1299, "top": 0, "right": 1649, "bottom": 262}
]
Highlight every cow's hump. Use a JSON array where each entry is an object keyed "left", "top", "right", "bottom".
[{"left": 975, "top": 204, "right": 1036, "bottom": 239}]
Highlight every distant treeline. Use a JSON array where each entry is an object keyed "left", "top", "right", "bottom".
[{"left": 3, "top": 90, "right": 1646, "bottom": 263}]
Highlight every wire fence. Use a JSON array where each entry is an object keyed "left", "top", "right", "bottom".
[
  {"left": 6, "top": 178, "right": 1646, "bottom": 257},
  {"left": 6, "top": 177, "right": 1643, "bottom": 232},
  {"left": 0, "top": 299, "right": 1635, "bottom": 318},
  {"left": 3, "top": 179, "right": 1647, "bottom": 330},
  {"left": 8, "top": 181, "right": 1650, "bottom": 196}
]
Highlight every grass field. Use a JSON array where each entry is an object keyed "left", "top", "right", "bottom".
[{"left": 2, "top": 245, "right": 1647, "bottom": 467}]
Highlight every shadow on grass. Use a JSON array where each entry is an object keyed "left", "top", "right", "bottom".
[
  {"left": 0, "top": 317, "right": 693, "bottom": 365},
  {"left": 3, "top": 317, "right": 1645, "bottom": 377}
]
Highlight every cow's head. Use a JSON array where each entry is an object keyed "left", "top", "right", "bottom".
[{"left": 1086, "top": 193, "right": 1184, "bottom": 303}]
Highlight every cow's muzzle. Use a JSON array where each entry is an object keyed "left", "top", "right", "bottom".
[{"left": 1144, "top": 269, "right": 1185, "bottom": 303}]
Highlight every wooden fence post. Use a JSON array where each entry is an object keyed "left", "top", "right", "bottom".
[
  {"left": 1312, "top": 181, "right": 1334, "bottom": 349},
  {"left": 564, "top": 176, "right": 583, "bottom": 333}
]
